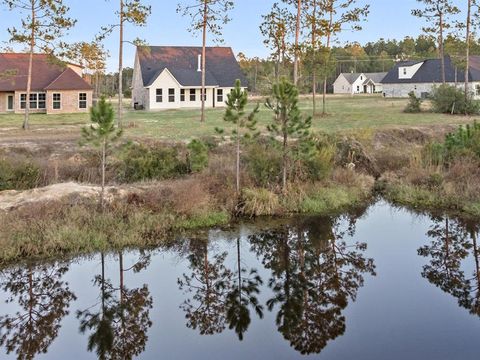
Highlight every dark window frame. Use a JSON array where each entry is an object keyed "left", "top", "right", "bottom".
[
  {"left": 156, "top": 88, "right": 163, "bottom": 103},
  {"left": 189, "top": 89, "right": 196, "bottom": 101},
  {"left": 79, "top": 92, "right": 87, "bottom": 109},
  {"left": 53, "top": 93, "right": 61, "bottom": 110},
  {"left": 168, "top": 88, "right": 175, "bottom": 103},
  {"left": 180, "top": 89, "right": 185, "bottom": 102},
  {"left": 217, "top": 89, "right": 223, "bottom": 103}
]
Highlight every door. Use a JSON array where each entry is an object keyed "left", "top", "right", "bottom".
[{"left": 7, "top": 95, "right": 14, "bottom": 111}]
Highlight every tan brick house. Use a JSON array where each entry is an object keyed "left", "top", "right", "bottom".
[{"left": 0, "top": 53, "right": 93, "bottom": 115}]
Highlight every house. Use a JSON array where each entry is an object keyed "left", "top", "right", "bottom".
[
  {"left": 381, "top": 56, "right": 480, "bottom": 98},
  {"left": 0, "top": 53, "right": 93, "bottom": 114},
  {"left": 132, "top": 46, "right": 247, "bottom": 111},
  {"left": 333, "top": 72, "right": 387, "bottom": 95}
]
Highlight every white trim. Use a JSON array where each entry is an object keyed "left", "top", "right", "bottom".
[
  {"left": 78, "top": 92, "right": 88, "bottom": 110},
  {"left": 52, "top": 92, "right": 62, "bottom": 110}
]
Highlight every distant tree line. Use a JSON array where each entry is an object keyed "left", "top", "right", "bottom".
[{"left": 238, "top": 34, "right": 480, "bottom": 96}]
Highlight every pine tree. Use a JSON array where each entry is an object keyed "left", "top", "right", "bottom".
[
  {"left": 266, "top": 79, "right": 312, "bottom": 192},
  {"left": 412, "top": 0, "right": 460, "bottom": 84},
  {"left": 177, "top": 0, "right": 234, "bottom": 123},
  {"left": 219, "top": 79, "right": 259, "bottom": 195},
  {"left": 81, "top": 98, "right": 123, "bottom": 209},
  {"left": 2, "top": 0, "right": 76, "bottom": 130}
]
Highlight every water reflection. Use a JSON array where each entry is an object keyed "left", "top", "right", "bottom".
[
  {"left": 77, "top": 251, "right": 153, "bottom": 359},
  {"left": 0, "top": 263, "right": 76, "bottom": 359},
  {"left": 419, "top": 217, "right": 480, "bottom": 316},
  {"left": 177, "top": 237, "right": 264, "bottom": 340},
  {"left": 249, "top": 213, "right": 376, "bottom": 355}
]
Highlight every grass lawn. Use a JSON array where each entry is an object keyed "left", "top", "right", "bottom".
[{"left": 0, "top": 95, "right": 475, "bottom": 141}]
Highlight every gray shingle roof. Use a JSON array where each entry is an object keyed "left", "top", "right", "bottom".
[
  {"left": 381, "top": 56, "right": 480, "bottom": 84},
  {"left": 340, "top": 72, "right": 387, "bottom": 85},
  {"left": 137, "top": 46, "right": 247, "bottom": 88}
]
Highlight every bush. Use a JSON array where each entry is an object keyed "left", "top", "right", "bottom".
[
  {"left": 187, "top": 139, "right": 209, "bottom": 173},
  {"left": 241, "top": 188, "right": 280, "bottom": 216},
  {"left": 244, "top": 139, "right": 282, "bottom": 188},
  {"left": 0, "top": 159, "right": 41, "bottom": 191},
  {"left": 118, "top": 143, "right": 187, "bottom": 183},
  {"left": 430, "top": 84, "right": 479, "bottom": 115},
  {"left": 296, "top": 133, "right": 335, "bottom": 181},
  {"left": 404, "top": 91, "right": 422, "bottom": 113}
]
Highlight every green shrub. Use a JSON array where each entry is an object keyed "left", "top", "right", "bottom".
[
  {"left": 187, "top": 139, "right": 209, "bottom": 173},
  {"left": 430, "top": 84, "right": 479, "bottom": 115},
  {"left": 404, "top": 91, "right": 422, "bottom": 113},
  {"left": 118, "top": 143, "right": 187, "bottom": 182},
  {"left": 0, "top": 159, "right": 40, "bottom": 191},
  {"left": 296, "top": 134, "right": 335, "bottom": 181},
  {"left": 245, "top": 140, "right": 282, "bottom": 187}
]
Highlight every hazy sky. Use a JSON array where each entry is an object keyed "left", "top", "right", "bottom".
[{"left": 0, "top": 0, "right": 469, "bottom": 71}]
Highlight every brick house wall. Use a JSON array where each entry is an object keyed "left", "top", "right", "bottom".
[
  {"left": 46, "top": 90, "right": 93, "bottom": 115},
  {"left": 7, "top": 89, "right": 93, "bottom": 114}
]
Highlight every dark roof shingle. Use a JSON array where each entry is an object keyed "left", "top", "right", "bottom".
[
  {"left": 381, "top": 56, "right": 480, "bottom": 84},
  {"left": 0, "top": 53, "right": 91, "bottom": 92},
  {"left": 137, "top": 46, "right": 247, "bottom": 88}
]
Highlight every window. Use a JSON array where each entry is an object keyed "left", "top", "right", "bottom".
[
  {"left": 20, "top": 93, "right": 46, "bottom": 109},
  {"left": 217, "top": 89, "right": 223, "bottom": 103},
  {"left": 156, "top": 89, "right": 163, "bottom": 103},
  {"left": 29, "top": 93, "right": 38, "bottom": 109},
  {"left": 190, "top": 89, "right": 196, "bottom": 101},
  {"left": 476, "top": 85, "right": 480, "bottom": 96},
  {"left": 79, "top": 93, "right": 87, "bottom": 109},
  {"left": 360, "top": 76, "right": 363, "bottom": 80},
  {"left": 20, "top": 94, "right": 26, "bottom": 109},
  {"left": 356, "top": 86, "right": 360, "bottom": 92},
  {"left": 403, "top": 68, "right": 407, "bottom": 75},
  {"left": 168, "top": 88, "right": 175, "bottom": 102},
  {"left": 180, "top": 89, "right": 185, "bottom": 102},
  {"left": 38, "top": 93, "right": 46, "bottom": 109},
  {"left": 53, "top": 93, "right": 61, "bottom": 109}
]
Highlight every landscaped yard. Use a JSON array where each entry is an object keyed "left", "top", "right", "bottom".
[{"left": 0, "top": 95, "right": 476, "bottom": 142}]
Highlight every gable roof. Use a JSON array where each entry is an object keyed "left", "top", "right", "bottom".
[
  {"left": 381, "top": 56, "right": 480, "bottom": 84},
  {"left": 137, "top": 46, "right": 248, "bottom": 88},
  {"left": 339, "top": 72, "right": 387, "bottom": 85},
  {"left": 341, "top": 73, "right": 363, "bottom": 84},
  {"left": 0, "top": 53, "right": 92, "bottom": 92}
]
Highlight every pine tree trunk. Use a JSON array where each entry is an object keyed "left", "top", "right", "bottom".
[
  {"left": 439, "top": 12, "right": 446, "bottom": 84},
  {"left": 24, "top": 1, "right": 35, "bottom": 130},
  {"left": 118, "top": 0, "right": 124, "bottom": 128},
  {"left": 312, "top": 0, "right": 317, "bottom": 116},
  {"left": 201, "top": 0, "right": 207, "bottom": 123},
  {"left": 322, "top": 2, "right": 333, "bottom": 115},
  {"left": 465, "top": 0, "right": 472, "bottom": 103},
  {"left": 293, "top": 0, "right": 301, "bottom": 85},
  {"left": 119, "top": 251, "right": 124, "bottom": 304},
  {"left": 101, "top": 138, "right": 106, "bottom": 210},
  {"left": 236, "top": 123, "right": 240, "bottom": 195},
  {"left": 282, "top": 116, "right": 288, "bottom": 192}
]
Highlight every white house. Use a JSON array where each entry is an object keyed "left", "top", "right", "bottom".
[
  {"left": 132, "top": 46, "right": 247, "bottom": 111},
  {"left": 381, "top": 56, "right": 480, "bottom": 98},
  {"left": 333, "top": 72, "right": 387, "bottom": 95}
]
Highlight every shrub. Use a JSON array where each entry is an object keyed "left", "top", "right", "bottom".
[
  {"left": 244, "top": 140, "right": 282, "bottom": 188},
  {"left": 241, "top": 188, "right": 280, "bottom": 217},
  {"left": 0, "top": 159, "right": 40, "bottom": 191},
  {"left": 118, "top": 143, "right": 187, "bottom": 182},
  {"left": 404, "top": 91, "right": 422, "bottom": 113},
  {"left": 430, "top": 84, "right": 479, "bottom": 115},
  {"left": 296, "top": 133, "right": 335, "bottom": 181},
  {"left": 187, "top": 139, "right": 209, "bottom": 173}
]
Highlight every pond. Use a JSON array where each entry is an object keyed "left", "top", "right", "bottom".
[{"left": 0, "top": 201, "right": 479, "bottom": 360}]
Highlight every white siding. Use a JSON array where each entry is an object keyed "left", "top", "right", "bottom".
[
  {"left": 398, "top": 62, "right": 424, "bottom": 79},
  {"left": 382, "top": 82, "right": 480, "bottom": 98},
  {"left": 145, "top": 69, "right": 237, "bottom": 111},
  {"left": 333, "top": 74, "right": 353, "bottom": 94},
  {"left": 351, "top": 74, "right": 367, "bottom": 94}
]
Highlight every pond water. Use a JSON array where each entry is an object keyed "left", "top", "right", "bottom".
[{"left": 1, "top": 201, "right": 479, "bottom": 360}]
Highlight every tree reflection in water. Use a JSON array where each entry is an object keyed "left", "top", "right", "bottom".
[
  {"left": 249, "top": 213, "right": 376, "bottom": 355},
  {"left": 419, "top": 217, "right": 480, "bottom": 316},
  {"left": 0, "top": 263, "right": 76, "bottom": 360},
  {"left": 178, "top": 236, "right": 264, "bottom": 340},
  {"left": 77, "top": 251, "right": 153, "bottom": 360}
]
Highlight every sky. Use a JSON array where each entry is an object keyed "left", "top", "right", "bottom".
[{"left": 0, "top": 0, "right": 469, "bottom": 72}]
